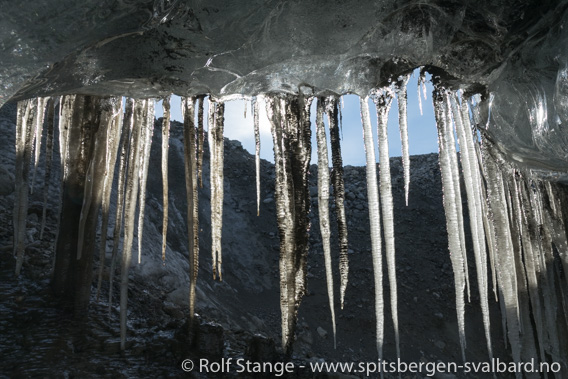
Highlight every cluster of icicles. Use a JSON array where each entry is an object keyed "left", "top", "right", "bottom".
[{"left": 11, "top": 73, "right": 568, "bottom": 376}]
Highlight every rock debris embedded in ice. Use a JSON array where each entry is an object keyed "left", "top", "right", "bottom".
[
  {"left": 315, "top": 97, "right": 337, "bottom": 349},
  {"left": 252, "top": 96, "right": 261, "bottom": 216},
  {"left": 196, "top": 95, "right": 205, "bottom": 188},
  {"left": 372, "top": 87, "right": 400, "bottom": 361},
  {"left": 325, "top": 96, "right": 349, "bottom": 310},
  {"left": 266, "top": 94, "right": 312, "bottom": 355},
  {"left": 208, "top": 98, "right": 225, "bottom": 281},
  {"left": 161, "top": 96, "right": 171, "bottom": 262},
  {"left": 182, "top": 96, "right": 200, "bottom": 320}
]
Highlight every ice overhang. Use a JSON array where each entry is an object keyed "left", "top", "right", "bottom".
[{"left": 1, "top": 0, "right": 568, "bottom": 177}]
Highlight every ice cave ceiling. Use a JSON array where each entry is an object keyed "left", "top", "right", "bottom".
[{"left": 2, "top": 0, "right": 568, "bottom": 178}]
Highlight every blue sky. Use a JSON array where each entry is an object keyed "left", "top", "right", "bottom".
[{"left": 155, "top": 70, "right": 438, "bottom": 166}]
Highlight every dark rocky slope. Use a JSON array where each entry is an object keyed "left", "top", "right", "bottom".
[{"left": 0, "top": 102, "right": 512, "bottom": 378}]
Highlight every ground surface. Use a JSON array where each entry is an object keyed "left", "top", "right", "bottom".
[{"left": 0, "top": 101, "right": 514, "bottom": 378}]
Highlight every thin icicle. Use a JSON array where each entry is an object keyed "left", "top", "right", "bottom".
[
  {"left": 433, "top": 89, "right": 467, "bottom": 361},
  {"left": 396, "top": 74, "right": 411, "bottom": 206},
  {"left": 95, "top": 98, "right": 123, "bottom": 301},
  {"left": 120, "top": 99, "right": 147, "bottom": 350},
  {"left": 31, "top": 97, "right": 48, "bottom": 192},
  {"left": 137, "top": 99, "right": 155, "bottom": 264},
  {"left": 450, "top": 92, "right": 492, "bottom": 359},
  {"left": 511, "top": 173, "right": 547, "bottom": 367},
  {"left": 372, "top": 87, "right": 400, "bottom": 361},
  {"left": 39, "top": 99, "right": 55, "bottom": 240},
  {"left": 316, "top": 97, "right": 337, "bottom": 349},
  {"left": 161, "top": 96, "right": 171, "bottom": 262},
  {"left": 444, "top": 94, "right": 471, "bottom": 302},
  {"left": 108, "top": 99, "right": 134, "bottom": 312},
  {"left": 208, "top": 98, "right": 225, "bottom": 280},
  {"left": 417, "top": 69, "right": 426, "bottom": 115},
  {"left": 360, "top": 96, "right": 384, "bottom": 363},
  {"left": 325, "top": 96, "right": 349, "bottom": 309},
  {"left": 14, "top": 99, "right": 35, "bottom": 276},
  {"left": 182, "top": 96, "right": 200, "bottom": 321},
  {"left": 252, "top": 96, "right": 261, "bottom": 216},
  {"left": 480, "top": 143, "right": 522, "bottom": 374},
  {"left": 196, "top": 95, "right": 206, "bottom": 188}
]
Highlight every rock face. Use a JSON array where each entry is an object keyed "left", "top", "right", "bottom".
[{"left": 1, "top": 1, "right": 568, "bottom": 178}]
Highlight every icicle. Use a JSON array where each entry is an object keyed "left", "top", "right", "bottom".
[
  {"left": 95, "top": 98, "right": 123, "bottom": 301},
  {"left": 161, "top": 96, "right": 171, "bottom": 262},
  {"left": 325, "top": 96, "right": 349, "bottom": 309},
  {"left": 360, "top": 96, "right": 384, "bottom": 363},
  {"left": 267, "top": 95, "right": 312, "bottom": 355},
  {"left": 510, "top": 174, "right": 546, "bottom": 366},
  {"left": 417, "top": 70, "right": 425, "bottom": 115},
  {"left": 480, "top": 143, "right": 522, "bottom": 373},
  {"left": 371, "top": 87, "right": 401, "bottom": 361},
  {"left": 196, "top": 95, "right": 205, "bottom": 188},
  {"left": 13, "top": 99, "right": 35, "bottom": 276},
  {"left": 396, "top": 75, "right": 412, "bottom": 206},
  {"left": 316, "top": 98, "right": 337, "bottom": 349},
  {"left": 39, "top": 99, "right": 55, "bottom": 240},
  {"left": 31, "top": 97, "right": 48, "bottom": 192},
  {"left": 121, "top": 99, "right": 147, "bottom": 350},
  {"left": 450, "top": 92, "right": 492, "bottom": 359},
  {"left": 137, "top": 99, "right": 155, "bottom": 264},
  {"left": 444, "top": 95, "right": 471, "bottom": 302},
  {"left": 108, "top": 98, "right": 134, "bottom": 312},
  {"left": 433, "top": 89, "right": 467, "bottom": 361},
  {"left": 252, "top": 96, "right": 261, "bottom": 216},
  {"left": 182, "top": 96, "right": 200, "bottom": 320},
  {"left": 208, "top": 98, "right": 225, "bottom": 281}
]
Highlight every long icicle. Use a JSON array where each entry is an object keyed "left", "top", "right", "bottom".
[
  {"left": 326, "top": 96, "right": 349, "bottom": 309},
  {"left": 360, "top": 96, "right": 385, "bottom": 364},
  {"left": 182, "top": 97, "right": 199, "bottom": 321},
  {"left": 444, "top": 95, "right": 471, "bottom": 302},
  {"left": 372, "top": 87, "right": 400, "bottom": 362},
  {"left": 31, "top": 97, "right": 48, "bottom": 193},
  {"left": 252, "top": 96, "right": 261, "bottom": 216},
  {"left": 208, "top": 98, "right": 225, "bottom": 280},
  {"left": 108, "top": 99, "right": 134, "bottom": 311},
  {"left": 95, "top": 98, "right": 123, "bottom": 301},
  {"left": 450, "top": 92, "right": 493, "bottom": 360},
  {"left": 267, "top": 96, "right": 294, "bottom": 353},
  {"left": 39, "top": 99, "right": 55, "bottom": 240},
  {"left": 120, "top": 99, "right": 147, "bottom": 350},
  {"left": 161, "top": 96, "right": 171, "bottom": 262},
  {"left": 137, "top": 99, "right": 155, "bottom": 264},
  {"left": 14, "top": 99, "right": 35, "bottom": 276},
  {"left": 316, "top": 97, "right": 337, "bottom": 349},
  {"left": 433, "top": 88, "right": 467, "bottom": 361},
  {"left": 480, "top": 142, "right": 522, "bottom": 374},
  {"left": 196, "top": 95, "right": 206, "bottom": 188},
  {"left": 396, "top": 74, "right": 412, "bottom": 206}
]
